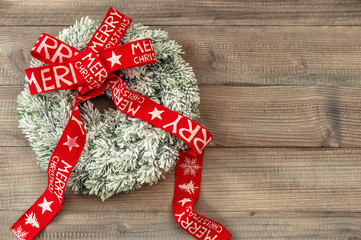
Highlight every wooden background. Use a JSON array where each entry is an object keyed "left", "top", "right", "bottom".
[{"left": 2, "top": 0, "right": 361, "bottom": 239}]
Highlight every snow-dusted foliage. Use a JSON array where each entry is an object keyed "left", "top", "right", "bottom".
[{"left": 17, "top": 18, "right": 200, "bottom": 200}]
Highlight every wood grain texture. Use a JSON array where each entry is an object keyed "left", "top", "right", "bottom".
[
  {"left": 1, "top": 210, "right": 361, "bottom": 239},
  {"left": 4, "top": 26, "right": 361, "bottom": 87},
  {"left": 3, "top": 0, "right": 361, "bottom": 26},
  {"left": 3, "top": 85, "right": 361, "bottom": 148},
  {"left": 1, "top": 147, "right": 361, "bottom": 239},
  {"left": 3, "top": 1, "right": 361, "bottom": 239}
]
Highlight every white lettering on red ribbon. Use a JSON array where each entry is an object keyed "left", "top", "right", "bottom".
[
  {"left": 12, "top": 7, "right": 232, "bottom": 240},
  {"left": 35, "top": 35, "right": 77, "bottom": 63},
  {"left": 131, "top": 39, "right": 156, "bottom": 65},
  {"left": 47, "top": 156, "right": 73, "bottom": 203},
  {"left": 27, "top": 62, "right": 78, "bottom": 94},
  {"left": 112, "top": 85, "right": 141, "bottom": 116},
  {"left": 70, "top": 50, "right": 109, "bottom": 88},
  {"left": 36, "top": 35, "right": 58, "bottom": 60},
  {"left": 53, "top": 160, "right": 72, "bottom": 203},
  {"left": 175, "top": 210, "right": 218, "bottom": 240},
  {"left": 163, "top": 115, "right": 183, "bottom": 134},
  {"left": 53, "top": 65, "right": 76, "bottom": 88},
  {"left": 179, "top": 119, "right": 201, "bottom": 143},
  {"left": 40, "top": 68, "right": 54, "bottom": 91},
  {"left": 51, "top": 43, "right": 73, "bottom": 63},
  {"left": 27, "top": 73, "right": 42, "bottom": 93},
  {"left": 48, "top": 156, "right": 60, "bottom": 194},
  {"left": 163, "top": 115, "right": 212, "bottom": 154},
  {"left": 88, "top": 7, "right": 131, "bottom": 52},
  {"left": 193, "top": 129, "right": 213, "bottom": 154}
]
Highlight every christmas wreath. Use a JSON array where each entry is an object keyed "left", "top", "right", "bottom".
[
  {"left": 11, "top": 7, "right": 231, "bottom": 240},
  {"left": 17, "top": 16, "right": 199, "bottom": 201}
]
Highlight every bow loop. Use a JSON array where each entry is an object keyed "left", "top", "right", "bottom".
[
  {"left": 86, "top": 7, "right": 132, "bottom": 53},
  {"left": 26, "top": 37, "right": 157, "bottom": 95},
  {"left": 30, "top": 33, "right": 79, "bottom": 65}
]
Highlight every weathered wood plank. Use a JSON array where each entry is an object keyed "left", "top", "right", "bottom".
[
  {"left": 2, "top": 147, "right": 361, "bottom": 239},
  {"left": 2, "top": 0, "right": 361, "bottom": 26},
  {"left": 1, "top": 210, "right": 361, "bottom": 239},
  {"left": 3, "top": 85, "right": 361, "bottom": 147},
  {"left": 3, "top": 26, "right": 361, "bottom": 87},
  {"left": 0, "top": 86, "right": 25, "bottom": 146},
  {"left": 2, "top": 147, "right": 361, "bottom": 212},
  {"left": 0, "top": 0, "right": 241, "bottom": 26},
  {"left": 199, "top": 85, "right": 343, "bottom": 148},
  {"left": 3, "top": 1, "right": 361, "bottom": 239}
]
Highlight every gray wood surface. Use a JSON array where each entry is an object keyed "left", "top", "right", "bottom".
[
  {"left": 5, "top": 26, "right": 361, "bottom": 87},
  {"left": 2, "top": 0, "right": 361, "bottom": 239}
]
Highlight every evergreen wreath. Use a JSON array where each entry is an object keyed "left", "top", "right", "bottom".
[{"left": 17, "top": 17, "right": 200, "bottom": 201}]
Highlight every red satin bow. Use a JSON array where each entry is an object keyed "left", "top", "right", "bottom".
[{"left": 11, "top": 7, "right": 232, "bottom": 240}]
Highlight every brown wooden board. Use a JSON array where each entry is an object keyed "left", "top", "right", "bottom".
[
  {"left": 3, "top": 1, "right": 361, "bottom": 239},
  {"left": 1, "top": 147, "right": 361, "bottom": 239},
  {"left": 4, "top": 26, "right": 361, "bottom": 87},
  {"left": 2, "top": 0, "right": 361, "bottom": 26},
  {"left": 3, "top": 85, "right": 361, "bottom": 148}
]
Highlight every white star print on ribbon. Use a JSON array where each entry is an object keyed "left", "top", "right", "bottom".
[
  {"left": 38, "top": 198, "right": 53, "bottom": 214},
  {"left": 107, "top": 51, "right": 122, "bottom": 68},
  {"left": 148, "top": 107, "right": 164, "bottom": 120},
  {"left": 63, "top": 135, "right": 79, "bottom": 151}
]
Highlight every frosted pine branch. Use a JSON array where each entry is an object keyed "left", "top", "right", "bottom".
[{"left": 17, "top": 18, "right": 200, "bottom": 201}]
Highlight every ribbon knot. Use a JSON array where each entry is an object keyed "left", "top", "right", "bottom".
[
  {"left": 11, "top": 7, "right": 232, "bottom": 240},
  {"left": 26, "top": 34, "right": 156, "bottom": 95}
]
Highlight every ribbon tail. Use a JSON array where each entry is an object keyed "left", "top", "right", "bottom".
[
  {"left": 10, "top": 85, "right": 107, "bottom": 240},
  {"left": 10, "top": 188, "right": 61, "bottom": 240},
  {"left": 10, "top": 103, "right": 85, "bottom": 240},
  {"left": 173, "top": 150, "right": 232, "bottom": 240},
  {"left": 108, "top": 75, "right": 231, "bottom": 239}
]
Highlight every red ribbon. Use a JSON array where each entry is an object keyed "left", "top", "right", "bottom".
[{"left": 11, "top": 7, "right": 232, "bottom": 240}]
